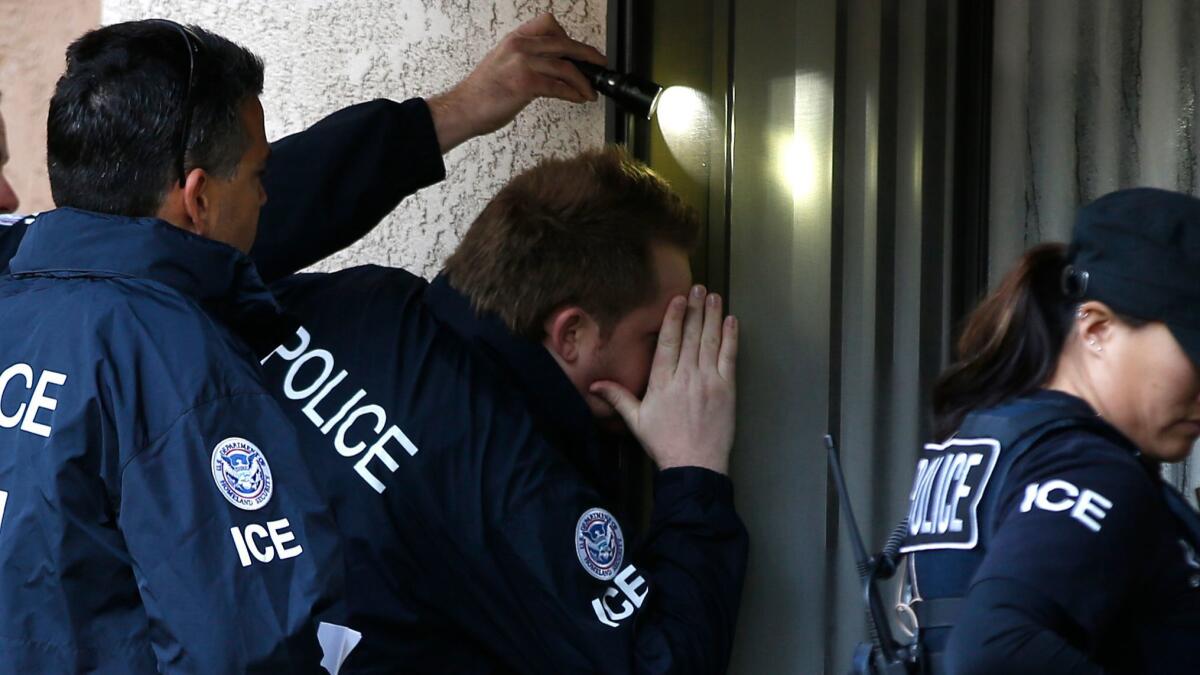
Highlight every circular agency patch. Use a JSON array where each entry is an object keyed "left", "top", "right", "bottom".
[
  {"left": 211, "top": 437, "right": 273, "bottom": 511},
  {"left": 575, "top": 507, "right": 625, "bottom": 581}
]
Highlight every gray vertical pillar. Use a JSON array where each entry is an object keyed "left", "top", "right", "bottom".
[
  {"left": 829, "top": 0, "right": 885, "bottom": 663},
  {"left": 725, "top": 0, "right": 838, "bottom": 671}
]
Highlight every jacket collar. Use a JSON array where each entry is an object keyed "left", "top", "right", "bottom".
[
  {"left": 423, "top": 273, "right": 619, "bottom": 493},
  {"left": 9, "top": 207, "right": 295, "bottom": 356}
]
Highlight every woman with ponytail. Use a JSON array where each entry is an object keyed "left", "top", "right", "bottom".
[{"left": 897, "top": 187, "right": 1200, "bottom": 674}]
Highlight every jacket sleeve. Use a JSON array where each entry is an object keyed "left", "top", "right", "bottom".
[
  {"left": 117, "top": 392, "right": 345, "bottom": 674},
  {"left": 410, "top": 398, "right": 748, "bottom": 675},
  {"left": 954, "top": 441, "right": 1158, "bottom": 669},
  {"left": 250, "top": 98, "right": 447, "bottom": 283},
  {"left": 944, "top": 578, "right": 1104, "bottom": 675}
]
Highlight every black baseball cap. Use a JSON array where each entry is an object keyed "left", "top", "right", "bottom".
[{"left": 1067, "top": 187, "right": 1200, "bottom": 366}]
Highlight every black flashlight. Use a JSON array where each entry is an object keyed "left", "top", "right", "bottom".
[{"left": 568, "top": 59, "right": 664, "bottom": 120}]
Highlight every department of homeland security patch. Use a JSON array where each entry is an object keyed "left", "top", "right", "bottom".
[
  {"left": 575, "top": 508, "right": 624, "bottom": 581},
  {"left": 211, "top": 437, "right": 273, "bottom": 511}
]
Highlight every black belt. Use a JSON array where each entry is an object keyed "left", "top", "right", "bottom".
[
  {"left": 911, "top": 598, "right": 962, "bottom": 674},
  {"left": 912, "top": 597, "right": 962, "bottom": 630}
]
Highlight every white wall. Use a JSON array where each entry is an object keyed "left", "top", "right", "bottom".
[
  {"left": 104, "top": 0, "right": 606, "bottom": 277},
  {"left": 0, "top": 0, "right": 100, "bottom": 214}
]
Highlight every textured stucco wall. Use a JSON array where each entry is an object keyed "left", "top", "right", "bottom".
[
  {"left": 103, "top": 0, "right": 606, "bottom": 277},
  {"left": 0, "top": 0, "right": 101, "bottom": 214}
]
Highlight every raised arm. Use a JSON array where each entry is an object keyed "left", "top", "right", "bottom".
[{"left": 250, "top": 13, "right": 605, "bottom": 282}]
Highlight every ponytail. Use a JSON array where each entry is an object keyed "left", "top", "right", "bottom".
[{"left": 931, "top": 243, "right": 1072, "bottom": 439}]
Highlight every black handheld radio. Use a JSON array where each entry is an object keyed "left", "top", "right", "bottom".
[{"left": 825, "top": 434, "right": 926, "bottom": 675}]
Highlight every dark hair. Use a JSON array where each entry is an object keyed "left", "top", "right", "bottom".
[
  {"left": 931, "top": 244, "right": 1075, "bottom": 438},
  {"left": 47, "top": 20, "right": 264, "bottom": 216},
  {"left": 932, "top": 243, "right": 1152, "bottom": 438},
  {"left": 444, "top": 145, "right": 700, "bottom": 340}
]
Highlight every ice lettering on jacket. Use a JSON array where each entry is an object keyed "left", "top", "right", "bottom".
[
  {"left": 0, "top": 363, "right": 67, "bottom": 438},
  {"left": 1017, "top": 480, "right": 1113, "bottom": 532},
  {"left": 591, "top": 564, "right": 649, "bottom": 628},
  {"left": 230, "top": 517, "right": 304, "bottom": 567}
]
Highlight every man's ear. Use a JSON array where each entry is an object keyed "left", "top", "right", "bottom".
[
  {"left": 543, "top": 306, "right": 596, "bottom": 364},
  {"left": 154, "top": 168, "right": 210, "bottom": 237},
  {"left": 181, "top": 169, "right": 213, "bottom": 237}
]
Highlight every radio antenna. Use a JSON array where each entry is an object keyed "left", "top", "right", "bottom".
[{"left": 825, "top": 434, "right": 919, "bottom": 673}]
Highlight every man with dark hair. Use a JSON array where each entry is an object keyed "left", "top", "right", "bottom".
[
  {"left": 262, "top": 146, "right": 748, "bottom": 672},
  {"left": 0, "top": 15, "right": 604, "bottom": 672}
]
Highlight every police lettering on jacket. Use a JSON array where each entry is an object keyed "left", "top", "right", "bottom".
[
  {"left": 901, "top": 438, "right": 999, "bottom": 552},
  {"left": 262, "top": 327, "right": 419, "bottom": 493}
]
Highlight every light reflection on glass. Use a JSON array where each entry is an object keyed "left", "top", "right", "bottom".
[
  {"left": 655, "top": 86, "right": 716, "bottom": 182},
  {"left": 774, "top": 72, "right": 832, "bottom": 208}
]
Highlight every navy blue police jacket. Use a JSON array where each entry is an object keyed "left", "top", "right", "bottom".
[
  {"left": 901, "top": 390, "right": 1200, "bottom": 673},
  {"left": 0, "top": 97, "right": 447, "bottom": 672},
  {"left": 0, "top": 208, "right": 342, "bottom": 672},
  {"left": 262, "top": 267, "right": 750, "bottom": 674}
]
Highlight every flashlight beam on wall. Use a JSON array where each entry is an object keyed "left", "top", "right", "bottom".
[{"left": 568, "top": 59, "right": 664, "bottom": 120}]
